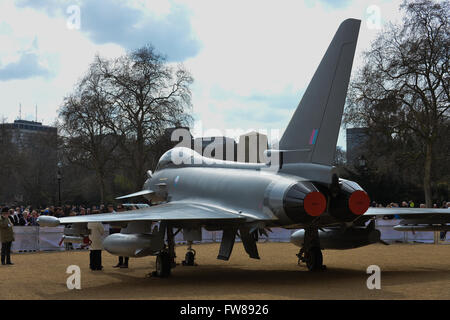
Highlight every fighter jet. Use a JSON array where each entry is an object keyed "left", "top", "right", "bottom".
[{"left": 39, "top": 19, "right": 449, "bottom": 277}]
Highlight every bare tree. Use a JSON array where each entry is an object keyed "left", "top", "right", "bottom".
[
  {"left": 96, "top": 46, "right": 193, "bottom": 189},
  {"left": 59, "top": 62, "right": 119, "bottom": 204},
  {"left": 345, "top": 0, "right": 449, "bottom": 206}
]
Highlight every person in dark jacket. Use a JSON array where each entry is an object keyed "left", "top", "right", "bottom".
[
  {"left": 110, "top": 205, "right": 129, "bottom": 268},
  {"left": 1, "top": 207, "right": 15, "bottom": 265}
]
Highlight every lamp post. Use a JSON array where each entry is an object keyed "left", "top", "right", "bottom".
[
  {"left": 357, "top": 155, "right": 368, "bottom": 194},
  {"left": 57, "top": 162, "right": 62, "bottom": 207},
  {"left": 358, "top": 155, "right": 367, "bottom": 169}
]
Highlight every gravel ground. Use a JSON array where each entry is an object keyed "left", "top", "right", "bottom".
[{"left": 1, "top": 242, "right": 449, "bottom": 300}]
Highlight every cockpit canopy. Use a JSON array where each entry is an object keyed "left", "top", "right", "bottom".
[{"left": 155, "top": 147, "right": 203, "bottom": 171}]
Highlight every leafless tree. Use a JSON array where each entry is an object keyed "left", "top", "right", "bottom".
[
  {"left": 345, "top": 0, "right": 449, "bottom": 206},
  {"left": 96, "top": 46, "right": 193, "bottom": 189},
  {"left": 59, "top": 62, "right": 119, "bottom": 204}
]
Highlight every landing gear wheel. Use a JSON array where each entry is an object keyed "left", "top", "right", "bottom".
[
  {"left": 155, "top": 251, "right": 171, "bottom": 277},
  {"left": 305, "top": 247, "right": 324, "bottom": 271},
  {"left": 182, "top": 249, "right": 196, "bottom": 266}
]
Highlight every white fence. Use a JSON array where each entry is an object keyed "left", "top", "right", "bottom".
[
  {"left": 8, "top": 221, "right": 449, "bottom": 253},
  {"left": 374, "top": 219, "right": 449, "bottom": 243},
  {"left": 11, "top": 226, "right": 76, "bottom": 252}
]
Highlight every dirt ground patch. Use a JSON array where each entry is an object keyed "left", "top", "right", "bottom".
[{"left": 1, "top": 242, "right": 449, "bottom": 300}]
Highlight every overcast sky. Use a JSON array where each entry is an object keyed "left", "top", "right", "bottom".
[{"left": 0, "top": 0, "right": 405, "bottom": 148}]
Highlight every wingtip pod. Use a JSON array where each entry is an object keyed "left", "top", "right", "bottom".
[{"left": 37, "top": 215, "right": 60, "bottom": 227}]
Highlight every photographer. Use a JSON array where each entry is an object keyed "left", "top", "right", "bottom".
[{"left": 1, "top": 207, "right": 15, "bottom": 265}]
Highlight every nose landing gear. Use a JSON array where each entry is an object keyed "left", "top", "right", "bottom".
[{"left": 182, "top": 241, "right": 197, "bottom": 266}]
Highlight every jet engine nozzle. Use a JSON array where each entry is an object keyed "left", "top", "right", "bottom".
[
  {"left": 283, "top": 182, "right": 327, "bottom": 223},
  {"left": 349, "top": 190, "right": 370, "bottom": 215},
  {"left": 329, "top": 179, "right": 370, "bottom": 222},
  {"left": 304, "top": 191, "right": 327, "bottom": 216}
]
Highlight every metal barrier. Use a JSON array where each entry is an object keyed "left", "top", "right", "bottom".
[
  {"left": 11, "top": 226, "right": 39, "bottom": 252},
  {"left": 7, "top": 222, "right": 448, "bottom": 253},
  {"left": 375, "top": 219, "right": 449, "bottom": 243},
  {"left": 10, "top": 226, "right": 82, "bottom": 253}
]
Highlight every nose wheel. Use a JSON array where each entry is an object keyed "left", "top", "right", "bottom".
[{"left": 182, "top": 241, "right": 197, "bottom": 266}]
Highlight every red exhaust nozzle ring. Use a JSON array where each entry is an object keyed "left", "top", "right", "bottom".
[
  {"left": 304, "top": 191, "right": 326, "bottom": 217},
  {"left": 349, "top": 190, "right": 370, "bottom": 215}
]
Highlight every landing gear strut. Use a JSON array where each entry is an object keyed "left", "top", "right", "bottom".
[
  {"left": 150, "top": 224, "right": 176, "bottom": 278},
  {"left": 154, "top": 251, "right": 171, "bottom": 277},
  {"left": 182, "top": 241, "right": 197, "bottom": 266},
  {"left": 296, "top": 228, "right": 326, "bottom": 271}
]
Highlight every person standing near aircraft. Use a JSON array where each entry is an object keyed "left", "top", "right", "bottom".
[
  {"left": 1, "top": 207, "right": 15, "bottom": 265},
  {"left": 111, "top": 204, "right": 130, "bottom": 268},
  {"left": 88, "top": 215, "right": 104, "bottom": 271}
]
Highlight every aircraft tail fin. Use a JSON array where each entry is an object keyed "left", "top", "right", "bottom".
[{"left": 279, "top": 19, "right": 360, "bottom": 165}]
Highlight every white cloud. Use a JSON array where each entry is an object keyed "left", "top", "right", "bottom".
[
  {"left": 182, "top": 0, "right": 405, "bottom": 149},
  {"left": 0, "top": 0, "right": 406, "bottom": 149},
  {"left": 0, "top": 1, "right": 126, "bottom": 124}
]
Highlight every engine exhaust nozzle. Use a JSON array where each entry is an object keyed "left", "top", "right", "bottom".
[{"left": 329, "top": 179, "right": 370, "bottom": 222}]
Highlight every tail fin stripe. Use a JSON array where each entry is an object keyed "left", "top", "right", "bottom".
[{"left": 309, "top": 129, "right": 319, "bottom": 145}]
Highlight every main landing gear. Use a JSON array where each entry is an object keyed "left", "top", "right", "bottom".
[
  {"left": 150, "top": 225, "right": 177, "bottom": 278},
  {"left": 150, "top": 227, "right": 198, "bottom": 278},
  {"left": 296, "top": 228, "right": 326, "bottom": 271},
  {"left": 154, "top": 251, "right": 171, "bottom": 277}
]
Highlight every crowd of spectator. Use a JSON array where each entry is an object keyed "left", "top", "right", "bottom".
[
  {"left": 370, "top": 200, "right": 450, "bottom": 209},
  {"left": 0, "top": 203, "right": 143, "bottom": 227}
]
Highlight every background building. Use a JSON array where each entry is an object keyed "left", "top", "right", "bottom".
[
  {"left": 346, "top": 127, "right": 368, "bottom": 166},
  {"left": 0, "top": 120, "right": 57, "bottom": 150},
  {"left": 0, "top": 120, "right": 58, "bottom": 205},
  {"left": 237, "top": 131, "right": 268, "bottom": 163}
]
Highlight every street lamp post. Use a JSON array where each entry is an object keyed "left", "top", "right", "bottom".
[
  {"left": 57, "top": 162, "right": 62, "bottom": 207},
  {"left": 358, "top": 155, "right": 367, "bottom": 169}
]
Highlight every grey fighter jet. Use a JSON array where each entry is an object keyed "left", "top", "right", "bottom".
[{"left": 39, "top": 19, "right": 450, "bottom": 277}]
